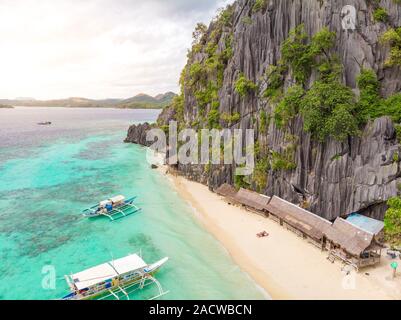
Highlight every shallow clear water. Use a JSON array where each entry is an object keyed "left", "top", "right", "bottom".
[{"left": 0, "top": 107, "right": 266, "bottom": 300}]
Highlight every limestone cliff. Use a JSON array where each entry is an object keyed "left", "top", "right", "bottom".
[{"left": 126, "top": 0, "right": 401, "bottom": 221}]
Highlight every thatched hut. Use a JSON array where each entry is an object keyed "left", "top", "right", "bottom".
[
  {"left": 233, "top": 188, "right": 271, "bottom": 215},
  {"left": 324, "top": 218, "right": 382, "bottom": 271},
  {"left": 265, "top": 196, "right": 332, "bottom": 249},
  {"left": 214, "top": 184, "right": 238, "bottom": 204}
]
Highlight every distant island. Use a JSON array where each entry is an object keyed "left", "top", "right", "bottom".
[
  {"left": 0, "top": 92, "right": 176, "bottom": 109},
  {"left": 0, "top": 104, "right": 13, "bottom": 109}
]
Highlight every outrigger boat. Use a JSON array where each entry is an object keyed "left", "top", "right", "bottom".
[
  {"left": 37, "top": 121, "right": 52, "bottom": 125},
  {"left": 82, "top": 195, "right": 141, "bottom": 221},
  {"left": 62, "top": 253, "right": 169, "bottom": 300}
]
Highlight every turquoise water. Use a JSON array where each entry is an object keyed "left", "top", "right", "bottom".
[{"left": 0, "top": 107, "right": 266, "bottom": 300}]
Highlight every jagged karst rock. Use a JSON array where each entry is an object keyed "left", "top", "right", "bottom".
[
  {"left": 269, "top": 116, "right": 401, "bottom": 221},
  {"left": 157, "top": 105, "right": 177, "bottom": 127},
  {"left": 124, "top": 122, "right": 154, "bottom": 146},
  {"left": 126, "top": 0, "right": 401, "bottom": 220},
  {"left": 124, "top": 105, "right": 177, "bottom": 146}
]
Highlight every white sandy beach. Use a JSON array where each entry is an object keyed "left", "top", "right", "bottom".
[{"left": 158, "top": 168, "right": 401, "bottom": 300}]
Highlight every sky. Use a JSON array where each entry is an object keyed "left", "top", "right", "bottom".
[{"left": 0, "top": 0, "right": 233, "bottom": 100}]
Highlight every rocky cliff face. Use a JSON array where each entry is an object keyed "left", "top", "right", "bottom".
[
  {"left": 124, "top": 122, "right": 154, "bottom": 146},
  {"left": 126, "top": 0, "right": 401, "bottom": 221},
  {"left": 125, "top": 105, "right": 177, "bottom": 146}
]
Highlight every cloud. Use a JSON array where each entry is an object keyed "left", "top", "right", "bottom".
[{"left": 0, "top": 0, "right": 233, "bottom": 99}]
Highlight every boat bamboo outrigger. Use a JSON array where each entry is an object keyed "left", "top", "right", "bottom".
[
  {"left": 62, "top": 253, "right": 169, "bottom": 300},
  {"left": 82, "top": 195, "right": 141, "bottom": 221}
]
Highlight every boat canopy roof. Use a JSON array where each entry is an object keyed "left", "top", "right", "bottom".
[
  {"left": 71, "top": 254, "right": 147, "bottom": 290},
  {"left": 110, "top": 195, "right": 125, "bottom": 203},
  {"left": 110, "top": 254, "right": 147, "bottom": 274},
  {"left": 99, "top": 200, "right": 112, "bottom": 207}
]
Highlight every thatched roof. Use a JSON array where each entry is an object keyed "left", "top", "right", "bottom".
[
  {"left": 234, "top": 188, "right": 271, "bottom": 211},
  {"left": 214, "top": 184, "right": 237, "bottom": 200},
  {"left": 265, "top": 196, "right": 332, "bottom": 240},
  {"left": 324, "top": 218, "right": 376, "bottom": 257}
]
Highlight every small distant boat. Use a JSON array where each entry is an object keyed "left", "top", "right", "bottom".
[
  {"left": 62, "top": 253, "right": 169, "bottom": 300},
  {"left": 82, "top": 195, "right": 141, "bottom": 221},
  {"left": 37, "top": 121, "right": 52, "bottom": 126}
]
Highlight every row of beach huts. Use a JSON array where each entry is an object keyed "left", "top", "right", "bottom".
[{"left": 215, "top": 184, "right": 385, "bottom": 272}]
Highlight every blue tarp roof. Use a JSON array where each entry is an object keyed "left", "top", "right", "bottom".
[{"left": 346, "top": 213, "right": 384, "bottom": 235}]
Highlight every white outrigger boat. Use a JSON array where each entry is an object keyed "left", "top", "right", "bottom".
[
  {"left": 82, "top": 195, "right": 141, "bottom": 221},
  {"left": 62, "top": 253, "right": 169, "bottom": 300}
]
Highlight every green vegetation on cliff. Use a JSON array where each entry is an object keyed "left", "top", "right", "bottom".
[
  {"left": 373, "top": 7, "right": 389, "bottom": 23},
  {"left": 356, "top": 69, "right": 401, "bottom": 123},
  {"left": 273, "top": 84, "right": 303, "bottom": 129},
  {"left": 252, "top": 0, "right": 267, "bottom": 13},
  {"left": 381, "top": 26, "right": 401, "bottom": 67},
  {"left": 178, "top": 5, "right": 235, "bottom": 129},
  {"left": 151, "top": 0, "right": 401, "bottom": 211},
  {"left": 169, "top": 0, "right": 401, "bottom": 182},
  {"left": 384, "top": 197, "right": 401, "bottom": 247},
  {"left": 235, "top": 73, "right": 258, "bottom": 97},
  {"left": 271, "top": 25, "right": 360, "bottom": 141},
  {"left": 269, "top": 24, "right": 401, "bottom": 142},
  {"left": 302, "top": 77, "right": 359, "bottom": 141},
  {"left": 179, "top": 7, "right": 401, "bottom": 143}
]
